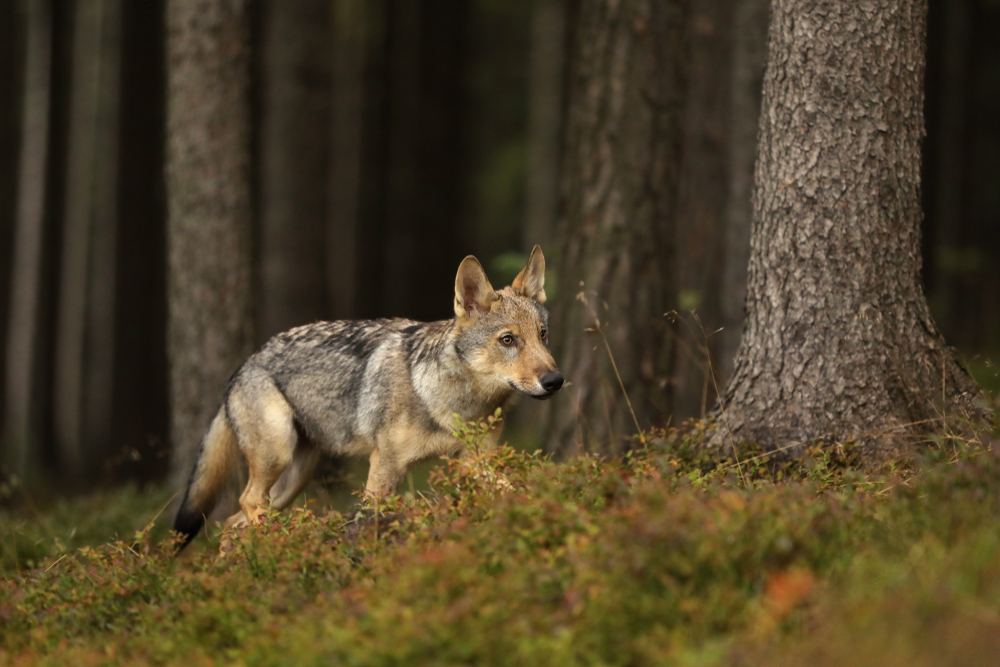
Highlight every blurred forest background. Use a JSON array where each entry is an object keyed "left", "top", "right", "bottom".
[{"left": 0, "top": 0, "right": 997, "bottom": 495}]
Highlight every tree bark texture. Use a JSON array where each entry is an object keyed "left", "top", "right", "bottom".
[
  {"left": 166, "top": 0, "right": 254, "bottom": 487},
  {"left": 547, "top": 0, "right": 688, "bottom": 455},
  {"left": 257, "top": 0, "right": 332, "bottom": 342},
  {"left": 719, "top": 0, "right": 983, "bottom": 458}
]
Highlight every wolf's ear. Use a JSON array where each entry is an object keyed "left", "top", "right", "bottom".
[
  {"left": 454, "top": 256, "right": 497, "bottom": 319},
  {"left": 511, "top": 245, "right": 546, "bottom": 304}
]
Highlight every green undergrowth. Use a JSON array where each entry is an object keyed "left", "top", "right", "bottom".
[{"left": 2, "top": 419, "right": 1000, "bottom": 666}]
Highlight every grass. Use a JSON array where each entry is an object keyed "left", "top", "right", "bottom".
[{"left": 2, "top": 418, "right": 1000, "bottom": 666}]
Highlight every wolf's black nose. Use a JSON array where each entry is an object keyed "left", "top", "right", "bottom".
[{"left": 540, "top": 372, "right": 564, "bottom": 393}]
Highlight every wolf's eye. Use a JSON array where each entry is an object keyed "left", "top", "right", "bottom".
[
  {"left": 500, "top": 334, "right": 515, "bottom": 347},
  {"left": 540, "top": 329, "right": 548, "bottom": 341}
]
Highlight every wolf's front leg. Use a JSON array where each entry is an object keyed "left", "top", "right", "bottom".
[{"left": 365, "top": 449, "right": 407, "bottom": 499}]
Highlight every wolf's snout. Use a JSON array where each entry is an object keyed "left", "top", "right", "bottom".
[{"left": 540, "top": 372, "right": 564, "bottom": 393}]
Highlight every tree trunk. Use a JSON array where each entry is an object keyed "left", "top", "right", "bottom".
[
  {"left": 111, "top": 0, "right": 169, "bottom": 483},
  {"left": 3, "top": 0, "right": 52, "bottom": 476},
  {"left": 0, "top": 0, "right": 25, "bottom": 453},
  {"left": 718, "top": 0, "right": 769, "bottom": 381},
  {"left": 257, "top": 0, "right": 332, "bottom": 342},
  {"left": 166, "top": 0, "right": 254, "bottom": 488},
  {"left": 523, "top": 0, "right": 567, "bottom": 251},
  {"left": 672, "top": 0, "right": 735, "bottom": 419},
  {"left": 326, "top": 0, "right": 371, "bottom": 321},
  {"left": 926, "top": 0, "right": 1000, "bottom": 354},
  {"left": 718, "top": 0, "right": 985, "bottom": 459},
  {"left": 547, "top": 0, "right": 688, "bottom": 455},
  {"left": 54, "top": 0, "right": 121, "bottom": 480},
  {"left": 380, "top": 1, "right": 469, "bottom": 322}
]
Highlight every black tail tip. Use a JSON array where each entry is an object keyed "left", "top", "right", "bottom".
[{"left": 172, "top": 504, "right": 205, "bottom": 551}]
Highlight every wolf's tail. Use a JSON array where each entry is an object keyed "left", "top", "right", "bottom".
[{"left": 173, "top": 408, "right": 239, "bottom": 549}]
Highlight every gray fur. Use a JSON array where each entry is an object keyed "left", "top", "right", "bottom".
[{"left": 174, "top": 247, "right": 562, "bottom": 545}]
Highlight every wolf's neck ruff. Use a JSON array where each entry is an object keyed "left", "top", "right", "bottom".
[{"left": 173, "top": 246, "right": 563, "bottom": 549}]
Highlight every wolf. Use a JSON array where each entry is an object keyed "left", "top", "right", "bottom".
[{"left": 173, "top": 246, "right": 562, "bottom": 547}]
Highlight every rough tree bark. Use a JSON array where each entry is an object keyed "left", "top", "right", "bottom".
[
  {"left": 257, "top": 0, "right": 331, "bottom": 341},
  {"left": 547, "top": 0, "right": 688, "bottom": 455},
  {"left": 166, "top": 0, "right": 254, "bottom": 487},
  {"left": 718, "top": 0, "right": 984, "bottom": 458}
]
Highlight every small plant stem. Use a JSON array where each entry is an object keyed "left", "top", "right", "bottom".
[
  {"left": 45, "top": 553, "right": 67, "bottom": 572},
  {"left": 692, "top": 312, "right": 747, "bottom": 489},
  {"left": 600, "top": 331, "right": 644, "bottom": 444}
]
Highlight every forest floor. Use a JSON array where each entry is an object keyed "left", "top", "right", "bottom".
[{"left": 2, "top": 415, "right": 1000, "bottom": 666}]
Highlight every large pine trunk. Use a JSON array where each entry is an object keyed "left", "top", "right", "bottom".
[
  {"left": 546, "top": 0, "right": 688, "bottom": 454},
  {"left": 165, "top": 0, "right": 254, "bottom": 487},
  {"left": 719, "top": 0, "right": 984, "bottom": 459}
]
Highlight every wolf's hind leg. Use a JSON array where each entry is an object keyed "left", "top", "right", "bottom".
[
  {"left": 225, "top": 376, "right": 297, "bottom": 526},
  {"left": 269, "top": 444, "right": 321, "bottom": 511}
]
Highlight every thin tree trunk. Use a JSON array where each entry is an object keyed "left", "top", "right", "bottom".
[
  {"left": 349, "top": 1, "right": 390, "bottom": 321},
  {"left": 523, "top": 0, "right": 567, "bottom": 251},
  {"left": 257, "top": 0, "right": 331, "bottom": 342},
  {"left": 0, "top": 0, "right": 25, "bottom": 442},
  {"left": 939, "top": 1, "right": 1000, "bottom": 353},
  {"left": 112, "top": 0, "right": 169, "bottom": 483},
  {"left": 381, "top": 1, "right": 469, "bottom": 322},
  {"left": 961, "top": 3, "right": 1000, "bottom": 351},
  {"left": 547, "top": 0, "right": 688, "bottom": 455},
  {"left": 327, "top": 0, "right": 370, "bottom": 321},
  {"left": 4, "top": 0, "right": 52, "bottom": 476},
  {"left": 718, "top": 0, "right": 985, "bottom": 460},
  {"left": 718, "top": 0, "right": 769, "bottom": 381},
  {"left": 923, "top": 0, "right": 970, "bottom": 348},
  {"left": 166, "top": 0, "right": 254, "bottom": 488},
  {"left": 672, "top": 0, "right": 735, "bottom": 419},
  {"left": 54, "top": 0, "right": 121, "bottom": 479}
]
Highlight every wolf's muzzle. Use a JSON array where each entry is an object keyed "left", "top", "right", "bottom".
[{"left": 540, "top": 372, "right": 564, "bottom": 394}]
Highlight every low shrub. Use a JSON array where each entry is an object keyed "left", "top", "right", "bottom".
[{"left": 1, "top": 419, "right": 999, "bottom": 666}]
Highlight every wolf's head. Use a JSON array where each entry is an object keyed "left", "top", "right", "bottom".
[{"left": 452, "top": 245, "right": 563, "bottom": 400}]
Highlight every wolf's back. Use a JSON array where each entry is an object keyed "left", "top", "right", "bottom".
[{"left": 173, "top": 408, "right": 239, "bottom": 548}]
